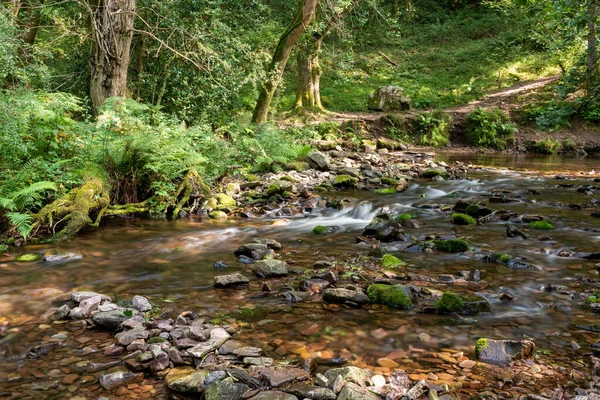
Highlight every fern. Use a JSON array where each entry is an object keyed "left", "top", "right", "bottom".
[
  {"left": 8, "top": 181, "right": 57, "bottom": 210},
  {"left": 5, "top": 212, "right": 33, "bottom": 239}
]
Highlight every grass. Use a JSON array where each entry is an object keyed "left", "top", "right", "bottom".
[{"left": 277, "top": 4, "right": 561, "bottom": 114}]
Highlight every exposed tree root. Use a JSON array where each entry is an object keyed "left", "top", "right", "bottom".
[{"left": 171, "top": 169, "right": 212, "bottom": 217}]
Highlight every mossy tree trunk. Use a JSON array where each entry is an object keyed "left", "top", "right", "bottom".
[
  {"left": 295, "top": 39, "right": 324, "bottom": 112},
  {"left": 251, "top": 0, "right": 318, "bottom": 124}
]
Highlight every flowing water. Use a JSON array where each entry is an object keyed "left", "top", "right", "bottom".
[{"left": 1, "top": 152, "right": 599, "bottom": 398}]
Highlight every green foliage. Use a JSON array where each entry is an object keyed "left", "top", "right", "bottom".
[
  {"left": 315, "top": 121, "right": 341, "bottom": 139},
  {"left": 534, "top": 138, "right": 562, "bottom": 154},
  {"left": 367, "top": 284, "right": 412, "bottom": 309},
  {"left": 491, "top": 253, "right": 513, "bottom": 264},
  {"left": 528, "top": 220, "right": 554, "bottom": 230},
  {"left": 561, "top": 138, "right": 577, "bottom": 151},
  {"left": 433, "top": 239, "right": 473, "bottom": 252},
  {"left": 332, "top": 175, "right": 358, "bottom": 188},
  {"left": 466, "top": 107, "right": 517, "bottom": 149},
  {"left": 436, "top": 291, "right": 465, "bottom": 313},
  {"left": 0, "top": 181, "right": 57, "bottom": 239},
  {"left": 374, "top": 188, "right": 397, "bottom": 194},
  {"left": 451, "top": 213, "right": 477, "bottom": 225},
  {"left": 417, "top": 110, "right": 452, "bottom": 147},
  {"left": 381, "top": 254, "right": 406, "bottom": 268}
]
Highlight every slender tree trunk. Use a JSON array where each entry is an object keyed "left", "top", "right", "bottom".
[
  {"left": 133, "top": 33, "right": 145, "bottom": 101},
  {"left": 16, "top": 0, "right": 43, "bottom": 65},
  {"left": 89, "top": 0, "right": 136, "bottom": 115},
  {"left": 295, "top": 40, "right": 324, "bottom": 111},
  {"left": 587, "top": 0, "right": 598, "bottom": 89},
  {"left": 252, "top": 0, "right": 318, "bottom": 124},
  {"left": 392, "top": 0, "right": 398, "bottom": 18}
]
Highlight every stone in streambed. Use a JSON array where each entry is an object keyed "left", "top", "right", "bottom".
[
  {"left": 324, "top": 366, "right": 371, "bottom": 387},
  {"left": 322, "top": 288, "right": 369, "bottom": 306},
  {"left": 367, "top": 284, "right": 412, "bottom": 309},
  {"left": 42, "top": 249, "right": 83, "bottom": 262},
  {"left": 284, "top": 385, "right": 336, "bottom": 400},
  {"left": 475, "top": 338, "right": 535, "bottom": 365},
  {"left": 187, "top": 327, "right": 230, "bottom": 358},
  {"left": 98, "top": 371, "right": 144, "bottom": 390},
  {"left": 252, "top": 259, "right": 288, "bottom": 277},
  {"left": 307, "top": 151, "right": 331, "bottom": 171},
  {"left": 235, "top": 243, "right": 274, "bottom": 260},
  {"left": 262, "top": 367, "right": 309, "bottom": 387},
  {"left": 14, "top": 253, "right": 41, "bottom": 262},
  {"left": 115, "top": 329, "right": 149, "bottom": 346},
  {"left": 250, "top": 391, "right": 299, "bottom": 400},
  {"left": 251, "top": 238, "right": 282, "bottom": 250},
  {"left": 337, "top": 382, "right": 380, "bottom": 400},
  {"left": 205, "top": 379, "right": 249, "bottom": 400},
  {"left": 71, "top": 291, "right": 112, "bottom": 303},
  {"left": 362, "top": 213, "right": 404, "bottom": 242},
  {"left": 132, "top": 295, "right": 152, "bottom": 312},
  {"left": 166, "top": 367, "right": 209, "bottom": 393},
  {"left": 92, "top": 310, "right": 137, "bottom": 331},
  {"left": 50, "top": 304, "right": 71, "bottom": 321},
  {"left": 214, "top": 273, "right": 249, "bottom": 288}
]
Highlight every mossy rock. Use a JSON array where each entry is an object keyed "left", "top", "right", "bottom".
[
  {"left": 451, "top": 213, "right": 477, "bottom": 225},
  {"left": 462, "top": 295, "right": 491, "bottom": 313},
  {"left": 432, "top": 239, "right": 472, "bottom": 252},
  {"left": 312, "top": 225, "right": 328, "bottom": 235},
  {"left": 15, "top": 253, "right": 42, "bottom": 262},
  {"left": 209, "top": 211, "right": 227, "bottom": 220},
  {"left": 367, "top": 284, "right": 412, "bottom": 309},
  {"left": 286, "top": 161, "right": 310, "bottom": 172},
  {"left": 528, "top": 220, "right": 554, "bottom": 230},
  {"left": 436, "top": 291, "right": 464, "bottom": 313},
  {"left": 374, "top": 188, "right": 397, "bottom": 195},
  {"left": 381, "top": 177, "right": 398, "bottom": 185},
  {"left": 475, "top": 338, "right": 489, "bottom": 354},
  {"left": 381, "top": 254, "right": 406, "bottom": 268},
  {"left": 215, "top": 193, "right": 236, "bottom": 209},
  {"left": 491, "top": 253, "right": 513, "bottom": 264},
  {"left": 265, "top": 184, "right": 283, "bottom": 197},
  {"left": 332, "top": 175, "right": 358, "bottom": 188},
  {"left": 147, "top": 336, "right": 168, "bottom": 344},
  {"left": 465, "top": 204, "right": 481, "bottom": 217},
  {"left": 245, "top": 174, "right": 259, "bottom": 182},
  {"left": 395, "top": 213, "right": 412, "bottom": 222},
  {"left": 423, "top": 169, "right": 444, "bottom": 178},
  {"left": 0, "top": 245, "right": 9, "bottom": 252},
  {"left": 229, "top": 306, "right": 269, "bottom": 322}
]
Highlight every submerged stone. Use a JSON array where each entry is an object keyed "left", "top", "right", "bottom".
[
  {"left": 214, "top": 273, "right": 250, "bottom": 288},
  {"left": 98, "top": 371, "right": 143, "bottom": 390},
  {"left": 432, "top": 239, "right": 472, "bottom": 252},
  {"left": 42, "top": 249, "right": 83, "bottom": 262},
  {"left": 475, "top": 338, "right": 535, "bottom": 365},
  {"left": 165, "top": 367, "right": 208, "bottom": 393},
  {"left": 367, "top": 284, "right": 412, "bottom": 309},
  {"left": 252, "top": 259, "right": 288, "bottom": 277},
  {"left": 205, "top": 379, "right": 249, "bottom": 400},
  {"left": 322, "top": 288, "right": 369, "bottom": 306}
]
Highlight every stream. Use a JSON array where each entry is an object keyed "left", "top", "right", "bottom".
[{"left": 1, "top": 152, "right": 599, "bottom": 398}]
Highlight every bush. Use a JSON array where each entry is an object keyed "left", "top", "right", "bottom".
[
  {"left": 466, "top": 107, "right": 516, "bottom": 149},
  {"left": 417, "top": 110, "right": 452, "bottom": 147},
  {"left": 534, "top": 138, "right": 562, "bottom": 154}
]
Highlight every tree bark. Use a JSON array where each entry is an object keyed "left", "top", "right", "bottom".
[
  {"left": 251, "top": 0, "right": 318, "bottom": 124},
  {"left": 295, "top": 40, "right": 324, "bottom": 111},
  {"left": 15, "top": 0, "right": 43, "bottom": 65},
  {"left": 89, "top": 0, "right": 136, "bottom": 115},
  {"left": 588, "top": 0, "right": 598, "bottom": 88}
]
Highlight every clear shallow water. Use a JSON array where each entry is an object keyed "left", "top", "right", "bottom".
[{"left": 0, "top": 154, "right": 599, "bottom": 396}]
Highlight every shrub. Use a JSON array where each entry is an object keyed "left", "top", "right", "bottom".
[
  {"left": 417, "top": 110, "right": 452, "bottom": 148},
  {"left": 534, "top": 138, "right": 562, "bottom": 154},
  {"left": 466, "top": 107, "right": 516, "bottom": 149}
]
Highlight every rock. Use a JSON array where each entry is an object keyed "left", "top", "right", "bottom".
[
  {"left": 332, "top": 175, "right": 358, "bottom": 188},
  {"left": 78, "top": 295, "right": 101, "bottom": 316},
  {"left": 14, "top": 253, "right": 42, "bottom": 262},
  {"left": 300, "top": 278, "right": 331, "bottom": 293},
  {"left": 168, "top": 347, "right": 185, "bottom": 365},
  {"left": 377, "top": 137, "right": 405, "bottom": 151},
  {"left": 214, "top": 273, "right": 250, "bottom": 288},
  {"left": 367, "top": 284, "right": 412, "bottom": 309},
  {"left": 475, "top": 338, "right": 535, "bottom": 365},
  {"left": 50, "top": 304, "right": 71, "bottom": 321},
  {"left": 166, "top": 367, "right": 208, "bottom": 393},
  {"left": 506, "top": 224, "right": 529, "bottom": 239},
  {"left": 233, "top": 346, "right": 263, "bottom": 357},
  {"left": 507, "top": 258, "right": 538, "bottom": 270},
  {"left": 324, "top": 367, "right": 371, "bottom": 387},
  {"left": 71, "top": 291, "right": 111, "bottom": 303},
  {"left": 42, "top": 249, "right": 83, "bottom": 262},
  {"left": 337, "top": 382, "right": 380, "bottom": 400},
  {"left": 262, "top": 367, "right": 309, "bottom": 387},
  {"left": 188, "top": 327, "right": 230, "bottom": 359},
  {"left": 252, "top": 259, "right": 288, "bottom": 277},
  {"left": 204, "top": 380, "right": 248, "bottom": 400},
  {"left": 149, "top": 346, "right": 170, "bottom": 372},
  {"left": 395, "top": 178, "right": 409, "bottom": 192},
  {"left": 338, "top": 167, "right": 360, "bottom": 178},
  {"left": 367, "top": 86, "right": 411, "bottom": 111},
  {"left": 322, "top": 288, "right": 369, "bottom": 306},
  {"left": 402, "top": 379, "right": 428, "bottom": 400},
  {"left": 115, "top": 329, "right": 149, "bottom": 346},
  {"left": 132, "top": 295, "right": 152, "bottom": 312},
  {"left": 209, "top": 211, "right": 227, "bottom": 219},
  {"left": 250, "top": 391, "right": 299, "bottom": 400},
  {"left": 92, "top": 310, "right": 135, "bottom": 331},
  {"left": 285, "top": 385, "right": 336, "bottom": 400},
  {"left": 235, "top": 243, "right": 274, "bottom": 260},
  {"left": 362, "top": 213, "right": 404, "bottom": 242},
  {"left": 462, "top": 295, "right": 491, "bottom": 313},
  {"left": 215, "top": 193, "right": 236, "bottom": 211},
  {"left": 218, "top": 340, "right": 246, "bottom": 355},
  {"left": 214, "top": 261, "right": 229, "bottom": 269},
  {"left": 98, "top": 371, "right": 143, "bottom": 390},
  {"left": 251, "top": 238, "right": 283, "bottom": 250},
  {"left": 307, "top": 152, "right": 331, "bottom": 171},
  {"left": 243, "top": 357, "right": 273, "bottom": 366}
]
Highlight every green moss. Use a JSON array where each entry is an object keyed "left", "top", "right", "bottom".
[
  {"left": 451, "top": 213, "right": 477, "bottom": 225},
  {"left": 465, "top": 204, "right": 481, "bottom": 217},
  {"left": 229, "top": 306, "right": 269, "bottom": 322},
  {"left": 433, "top": 239, "right": 472, "bottom": 252},
  {"left": 475, "top": 338, "right": 489, "bottom": 355},
  {"left": 374, "top": 188, "right": 398, "bottom": 195},
  {"left": 491, "top": 253, "right": 513, "bottom": 264},
  {"left": 246, "top": 174, "right": 259, "bottom": 182},
  {"left": 15, "top": 253, "right": 42, "bottom": 262},
  {"left": 381, "top": 254, "right": 406, "bottom": 268},
  {"left": 286, "top": 161, "right": 309, "bottom": 172},
  {"left": 209, "top": 211, "right": 227, "bottom": 220},
  {"left": 333, "top": 175, "right": 358, "bottom": 188},
  {"left": 215, "top": 193, "right": 236, "bottom": 209},
  {"left": 395, "top": 213, "right": 412, "bottom": 222},
  {"left": 367, "top": 284, "right": 412, "bottom": 309},
  {"left": 312, "top": 225, "right": 328, "bottom": 235},
  {"left": 266, "top": 184, "right": 282, "bottom": 197},
  {"left": 423, "top": 169, "right": 443, "bottom": 178},
  {"left": 147, "top": 336, "right": 168, "bottom": 344},
  {"left": 436, "top": 291, "right": 465, "bottom": 313},
  {"left": 528, "top": 220, "right": 554, "bottom": 230},
  {"left": 381, "top": 177, "right": 398, "bottom": 185},
  {"left": 0, "top": 245, "right": 9, "bottom": 252}
]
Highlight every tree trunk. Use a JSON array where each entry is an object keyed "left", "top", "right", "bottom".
[
  {"left": 251, "top": 0, "right": 318, "bottom": 124},
  {"left": 295, "top": 40, "right": 324, "bottom": 111},
  {"left": 588, "top": 0, "right": 598, "bottom": 88},
  {"left": 16, "top": 0, "right": 43, "bottom": 65},
  {"left": 90, "top": 0, "right": 136, "bottom": 115},
  {"left": 392, "top": 0, "right": 399, "bottom": 18}
]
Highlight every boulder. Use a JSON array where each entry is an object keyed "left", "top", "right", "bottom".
[
  {"left": 166, "top": 367, "right": 209, "bottom": 393},
  {"left": 253, "top": 259, "right": 288, "bottom": 277},
  {"left": 205, "top": 380, "right": 249, "bottom": 400},
  {"left": 307, "top": 152, "right": 331, "bottom": 171},
  {"left": 214, "top": 273, "right": 250, "bottom": 288},
  {"left": 324, "top": 367, "right": 371, "bottom": 387},
  {"left": 475, "top": 339, "right": 535, "bottom": 365},
  {"left": 132, "top": 295, "right": 152, "bottom": 312},
  {"left": 250, "top": 391, "right": 299, "bottom": 400},
  {"left": 362, "top": 213, "right": 404, "bottom": 242},
  {"left": 367, "top": 86, "right": 411, "bottom": 112},
  {"left": 235, "top": 243, "right": 274, "bottom": 261},
  {"left": 92, "top": 310, "right": 136, "bottom": 331},
  {"left": 322, "top": 288, "right": 369, "bottom": 306},
  {"left": 337, "top": 382, "right": 380, "bottom": 400}
]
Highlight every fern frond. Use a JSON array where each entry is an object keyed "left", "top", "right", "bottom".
[
  {"left": 6, "top": 212, "right": 33, "bottom": 239},
  {"left": 10, "top": 181, "right": 57, "bottom": 210}
]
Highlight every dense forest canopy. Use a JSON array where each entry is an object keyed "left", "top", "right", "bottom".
[{"left": 0, "top": 0, "right": 599, "bottom": 240}]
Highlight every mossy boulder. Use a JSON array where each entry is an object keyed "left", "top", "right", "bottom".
[
  {"left": 462, "top": 295, "right": 491, "bottom": 313},
  {"left": 432, "top": 239, "right": 472, "bottom": 252},
  {"left": 377, "top": 137, "right": 405, "bottom": 151},
  {"left": 381, "top": 254, "right": 406, "bottom": 267},
  {"left": 528, "top": 220, "right": 554, "bottom": 230},
  {"left": 395, "top": 213, "right": 412, "bottom": 222},
  {"left": 15, "top": 253, "right": 42, "bottom": 262},
  {"left": 285, "top": 161, "right": 309, "bottom": 172},
  {"left": 312, "top": 225, "right": 328, "bottom": 235},
  {"left": 436, "top": 291, "right": 464, "bottom": 313},
  {"left": 423, "top": 169, "right": 444, "bottom": 178},
  {"left": 215, "top": 194, "right": 236, "bottom": 210},
  {"left": 381, "top": 177, "right": 398, "bottom": 185},
  {"left": 451, "top": 213, "right": 477, "bottom": 225},
  {"left": 209, "top": 211, "right": 227, "bottom": 220},
  {"left": 363, "top": 213, "right": 404, "bottom": 242},
  {"left": 374, "top": 188, "right": 397, "bottom": 195},
  {"left": 367, "top": 284, "right": 412, "bottom": 309},
  {"left": 368, "top": 86, "right": 411, "bottom": 112},
  {"left": 252, "top": 259, "right": 288, "bottom": 277},
  {"left": 332, "top": 175, "right": 358, "bottom": 188}
]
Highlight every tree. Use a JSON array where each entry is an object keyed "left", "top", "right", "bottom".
[
  {"left": 252, "top": 0, "right": 318, "bottom": 124},
  {"left": 294, "top": 0, "right": 359, "bottom": 113},
  {"left": 88, "top": 0, "right": 136, "bottom": 115}
]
